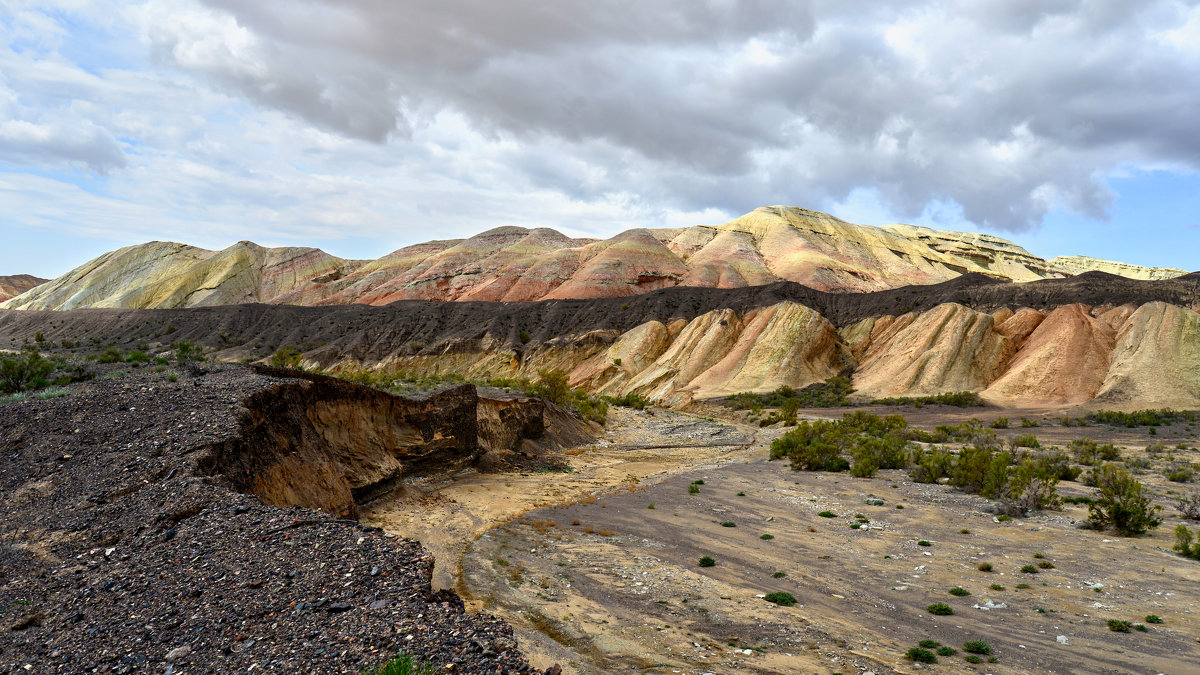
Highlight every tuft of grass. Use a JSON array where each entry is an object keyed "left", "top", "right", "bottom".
[
  {"left": 720, "top": 521, "right": 736, "bottom": 527},
  {"left": 1134, "top": 624, "right": 1148, "bottom": 632},
  {"left": 818, "top": 510, "right": 836, "bottom": 518},
  {"left": 647, "top": 503, "right": 655, "bottom": 509},
  {"left": 361, "top": 652, "right": 440, "bottom": 675},
  {"left": 1020, "top": 565, "right": 1039, "bottom": 574},
  {"left": 737, "top": 491, "right": 746, "bottom": 496},
  {"left": 1016, "top": 583, "right": 1031, "bottom": 589},
  {"left": 989, "top": 583, "right": 1005, "bottom": 591},
  {"left": 1037, "top": 561, "right": 1055, "bottom": 569},
  {"left": 698, "top": 556, "right": 716, "bottom": 568},
  {"left": 917, "top": 539, "right": 932, "bottom": 546},
  {"left": 918, "top": 639, "right": 939, "bottom": 648},
  {"left": 965, "top": 655, "right": 982, "bottom": 664},
  {"left": 688, "top": 483, "right": 700, "bottom": 494},
  {"left": 977, "top": 562, "right": 993, "bottom": 572},
  {"left": 996, "top": 514, "right": 1013, "bottom": 522},
  {"left": 1145, "top": 614, "right": 1163, "bottom": 624},
  {"left": 926, "top": 603, "right": 953, "bottom": 615},
  {"left": 1107, "top": 619, "right": 1132, "bottom": 633},
  {"left": 760, "top": 533, "right": 774, "bottom": 540},
  {"left": 949, "top": 587, "right": 970, "bottom": 596},
  {"left": 936, "top": 646, "right": 957, "bottom": 656},
  {"left": 772, "top": 571, "right": 786, "bottom": 578}
]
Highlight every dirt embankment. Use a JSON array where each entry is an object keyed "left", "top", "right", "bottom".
[{"left": 0, "top": 364, "right": 583, "bottom": 674}]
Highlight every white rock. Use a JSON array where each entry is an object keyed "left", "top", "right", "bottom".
[{"left": 1057, "top": 635, "right": 1069, "bottom": 644}]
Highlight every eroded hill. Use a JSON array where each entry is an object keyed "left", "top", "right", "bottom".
[
  {"left": 2, "top": 206, "right": 1188, "bottom": 310},
  {"left": 4, "top": 272, "right": 1199, "bottom": 409}
]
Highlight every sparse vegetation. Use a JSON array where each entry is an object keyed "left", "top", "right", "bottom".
[
  {"left": 949, "top": 586, "right": 970, "bottom": 596},
  {"left": 1145, "top": 615, "right": 1163, "bottom": 624},
  {"left": 962, "top": 641, "right": 991, "bottom": 655},
  {"left": 870, "top": 391, "right": 984, "bottom": 407},
  {"left": 1107, "top": 619, "right": 1132, "bottom": 633},
  {"left": 270, "top": 345, "right": 303, "bottom": 368},
  {"left": 727, "top": 377, "right": 854, "bottom": 421},
  {"left": 926, "top": 603, "right": 953, "bottom": 615},
  {"left": 977, "top": 562, "right": 993, "bottom": 572},
  {"left": 697, "top": 556, "right": 716, "bottom": 568},
  {"left": 1173, "top": 524, "right": 1200, "bottom": 559},
  {"left": 1087, "top": 409, "right": 1196, "bottom": 428}
]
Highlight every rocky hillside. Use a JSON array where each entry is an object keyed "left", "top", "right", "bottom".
[
  {"left": 3, "top": 207, "right": 1187, "bottom": 310},
  {"left": 0, "top": 274, "right": 47, "bottom": 302},
  {"left": 4, "top": 273, "right": 1199, "bottom": 409},
  {"left": 0, "top": 364, "right": 582, "bottom": 673}
]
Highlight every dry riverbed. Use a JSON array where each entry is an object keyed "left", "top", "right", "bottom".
[{"left": 375, "top": 406, "right": 1200, "bottom": 674}]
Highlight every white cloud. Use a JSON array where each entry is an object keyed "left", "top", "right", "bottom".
[{"left": 1, "top": 0, "right": 1199, "bottom": 271}]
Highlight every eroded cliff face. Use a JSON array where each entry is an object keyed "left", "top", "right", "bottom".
[
  {"left": 197, "top": 368, "right": 592, "bottom": 519},
  {"left": 0, "top": 274, "right": 47, "bottom": 302}
]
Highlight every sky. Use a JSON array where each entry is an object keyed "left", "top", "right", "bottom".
[{"left": 1, "top": 0, "right": 1198, "bottom": 279}]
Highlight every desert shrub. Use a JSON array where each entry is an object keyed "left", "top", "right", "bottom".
[
  {"left": 1010, "top": 433, "right": 1041, "bottom": 449},
  {"left": 1087, "top": 464, "right": 1162, "bottom": 535},
  {"left": 933, "top": 418, "right": 995, "bottom": 444},
  {"left": 1070, "top": 438, "right": 1122, "bottom": 465},
  {"left": 962, "top": 641, "right": 991, "bottom": 655},
  {"left": 917, "top": 540, "right": 932, "bottom": 546},
  {"left": 1020, "top": 417, "right": 1039, "bottom": 427},
  {"left": 936, "top": 646, "right": 957, "bottom": 656},
  {"left": 918, "top": 639, "right": 939, "bottom": 648},
  {"left": 999, "top": 457, "right": 1064, "bottom": 515},
  {"left": 818, "top": 511, "right": 836, "bottom": 518},
  {"left": 125, "top": 350, "right": 151, "bottom": 364},
  {"left": 1165, "top": 462, "right": 1198, "bottom": 483},
  {"left": 270, "top": 345, "right": 303, "bottom": 368},
  {"left": 1037, "top": 561, "right": 1055, "bottom": 569},
  {"left": 173, "top": 341, "right": 205, "bottom": 363},
  {"left": 518, "top": 329, "right": 531, "bottom": 344},
  {"left": 771, "top": 412, "right": 918, "bottom": 475},
  {"left": 362, "top": 652, "right": 440, "bottom": 675},
  {"left": 1173, "top": 525, "right": 1200, "bottom": 559},
  {"left": 926, "top": 603, "right": 953, "bottom": 615},
  {"left": 603, "top": 392, "right": 650, "bottom": 410},
  {"left": 688, "top": 483, "right": 700, "bottom": 494},
  {"left": 760, "top": 534, "right": 774, "bottom": 540},
  {"left": 990, "top": 417, "right": 1009, "bottom": 429},
  {"left": 720, "top": 521, "right": 736, "bottom": 528},
  {"left": 1145, "top": 615, "right": 1164, "bottom": 624},
  {"left": 965, "top": 655, "right": 982, "bottom": 663},
  {"left": 763, "top": 591, "right": 796, "bottom": 606},
  {"left": 977, "top": 562, "right": 993, "bottom": 572},
  {"left": 96, "top": 347, "right": 123, "bottom": 364},
  {"left": 989, "top": 583, "right": 1005, "bottom": 591},
  {"left": 950, "top": 444, "right": 1013, "bottom": 499},
  {"left": 1175, "top": 491, "right": 1200, "bottom": 520},
  {"left": 698, "top": 556, "right": 716, "bottom": 567},
  {"left": 728, "top": 376, "right": 854, "bottom": 413},
  {"left": 0, "top": 349, "right": 55, "bottom": 393},
  {"left": 909, "top": 447, "right": 954, "bottom": 483},
  {"left": 949, "top": 587, "right": 970, "bottom": 596},
  {"left": 1020, "top": 564, "right": 1038, "bottom": 574},
  {"left": 1087, "top": 409, "right": 1196, "bottom": 428},
  {"left": 905, "top": 647, "right": 937, "bottom": 663},
  {"left": 1107, "top": 619, "right": 1132, "bottom": 633}
]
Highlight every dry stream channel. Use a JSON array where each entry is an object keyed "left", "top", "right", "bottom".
[{"left": 366, "top": 407, "right": 1200, "bottom": 675}]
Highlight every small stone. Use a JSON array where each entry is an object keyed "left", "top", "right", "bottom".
[
  {"left": 165, "top": 646, "right": 190, "bottom": 662},
  {"left": 326, "top": 602, "right": 352, "bottom": 613},
  {"left": 370, "top": 566, "right": 381, "bottom": 577}
]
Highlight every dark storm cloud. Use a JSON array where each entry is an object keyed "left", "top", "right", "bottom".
[{"left": 155, "top": 0, "right": 1200, "bottom": 230}]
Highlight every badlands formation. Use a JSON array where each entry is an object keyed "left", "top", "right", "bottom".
[
  {"left": 0, "top": 274, "right": 47, "bottom": 303},
  {"left": 2, "top": 206, "right": 1186, "bottom": 311}
]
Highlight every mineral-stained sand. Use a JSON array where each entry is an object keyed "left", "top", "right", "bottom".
[{"left": 377, "top": 406, "right": 1200, "bottom": 674}]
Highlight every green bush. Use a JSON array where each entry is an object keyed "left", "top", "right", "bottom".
[
  {"left": 1010, "top": 433, "right": 1041, "bottom": 449},
  {"left": 173, "top": 340, "right": 205, "bottom": 363},
  {"left": 962, "top": 640, "right": 991, "bottom": 655},
  {"left": 270, "top": 345, "right": 303, "bottom": 368},
  {"left": 1070, "top": 437, "right": 1122, "bottom": 465},
  {"left": 0, "top": 349, "right": 55, "bottom": 393},
  {"left": 1173, "top": 524, "right": 1200, "bottom": 559},
  {"left": 720, "top": 521, "right": 736, "bottom": 528},
  {"left": 926, "top": 603, "right": 953, "bottom": 615},
  {"left": 760, "top": 534, "right": 774, "bottom": 540},
  {"left": 905, "top": 647, "right": 937, "bottom": 663},
  {"left": 688, "top": 483, "right": 700, "bottom": 494},
  {"left": 1087, "top": 409, "right": 1196, "bottom": 428},
  {"left": 1107, "top": 619, "right": 1132, "bottom": 633},
  {"left": 727, "top": 376, "right": 855, "bottom": 413},
  {"left": 96, "top": 347, "right": 123, "bottom": 364},
  {"left": 603, "top": 392, "right": 651, "bottom": 410},
  {"left": 1145, "top": 614, "right": 1163, "bottom": 624},
  {"left": 698, "top": 556, "right": 716, "bottom": 567},
  {"left": 936, "top": 646, "right": 957, "bottom": 656},
  {"left": 818, "top": 511, "right": 836, "bottom": 518},
  {"left": 1087, "top": 464, "right": 1162, "bottom": 535},
  {"left": 1020, "top": 565, "right": 1039, "bottom": 574},
  {"left": 949, "top": 587, "right": 970, "bottom": 596},
  {"left": 990, "top": 417, "right": 1009, "bottom": 429},
  {"left": 763, "top": 591, "right": 796, "bottom": 606}
]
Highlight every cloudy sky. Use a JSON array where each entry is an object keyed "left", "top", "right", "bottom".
[{"left": 2, "top": 0, "right": 1198, "bottom": 278}]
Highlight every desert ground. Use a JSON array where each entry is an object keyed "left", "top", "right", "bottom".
[{"left": 373, "top": 405, "right": 1200, "bottom": 675}]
